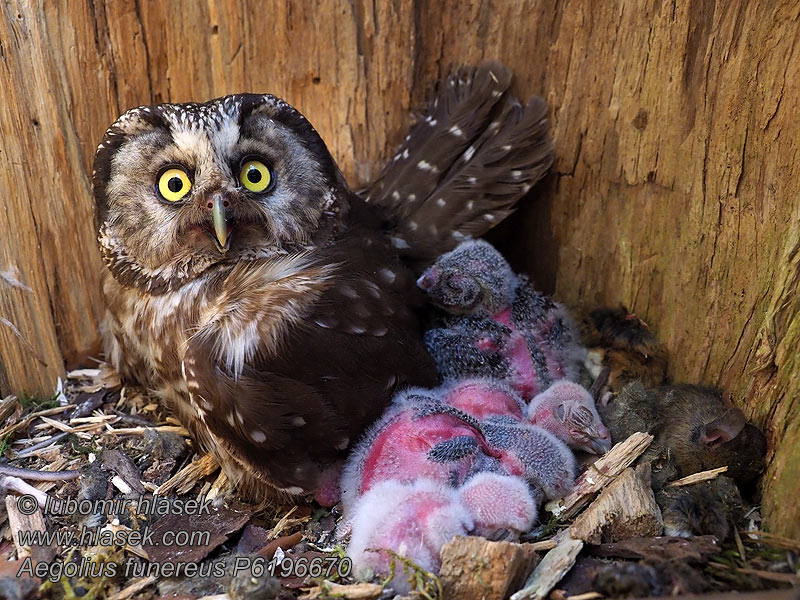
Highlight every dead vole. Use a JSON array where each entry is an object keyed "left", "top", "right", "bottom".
[
  {"left": 600, "top": 382, "right": 767, "bottom": 489},
  {"left": 657, "top": 475, "right": 745, "bottom": 541}
]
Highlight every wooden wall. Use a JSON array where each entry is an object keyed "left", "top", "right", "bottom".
[{"left": 0, "top": 1, "right": 797, "bottom": 537}]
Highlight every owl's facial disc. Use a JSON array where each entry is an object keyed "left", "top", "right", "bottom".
[{"left": 94, "top": 94, "right": 349, "bottom": 294}]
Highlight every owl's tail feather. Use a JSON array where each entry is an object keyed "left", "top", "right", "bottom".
[{"left": 364, "top": 62, "right": 554, "bottom": 267}]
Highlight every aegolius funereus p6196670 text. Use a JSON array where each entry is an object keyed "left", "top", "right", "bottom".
[{"left": 92, "top": 63, "right": 554, "bottom": 501}]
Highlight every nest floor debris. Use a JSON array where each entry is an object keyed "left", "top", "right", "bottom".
[{"left": 0, "top": 366, "right": 796, "bottom": 600}]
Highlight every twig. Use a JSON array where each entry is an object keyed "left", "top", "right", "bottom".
[
  {"left": 104, "top": 425, "right": 190, "bottom": 436},
  {"left": 667, "top": 466, "right": 728, "bottom": 487},
  {"left": 16, "top": 431, "right": 69, "bottom": 457}
]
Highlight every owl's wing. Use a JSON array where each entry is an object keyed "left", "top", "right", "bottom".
[
  {"left": 183, "top": 240, "right": 437, "bottom": 493},
  {"left": 364, "top": 62, "right": 554, "bottom": 266}
]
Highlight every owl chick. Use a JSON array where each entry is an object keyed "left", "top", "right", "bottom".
[
  {"left": 346, "top": 472, "right": 539, "bottom": 590},
  {"left": 419, "top": 239, "right": 585, "bottom": 400},
  {"left": 439, "top": 378, "right": 611, "bottom": 455},
  {"left": 341, "top": 387, "right": 575, "bottom": 512},
  {"left": 93, "top": 63, "right": 554, "bottom": 500}
]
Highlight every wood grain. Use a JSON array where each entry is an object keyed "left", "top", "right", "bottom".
[{"left": 0, "top": 0, "right": 797, "bottom": 536}]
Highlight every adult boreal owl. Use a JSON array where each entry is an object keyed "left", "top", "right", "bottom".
[{"left": 92, "top": 63, "right": 554, "bottom": 501}]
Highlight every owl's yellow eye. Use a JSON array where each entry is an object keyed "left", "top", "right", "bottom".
[
  {"left": 239, "top": 159, "right": 272, "bottom": 193},
  {"left": 157, "top": 168, "right": 192, "bottom": 202}
]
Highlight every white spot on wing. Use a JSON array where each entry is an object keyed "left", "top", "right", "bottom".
[{"left": 417, "top": 160, "right": 439, "bottom": 173}]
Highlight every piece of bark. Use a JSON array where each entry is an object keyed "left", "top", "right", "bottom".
[
  {"left": 546, "top": 432, "right": 653, "bottom": 520},
  {"left": 587, "top": 535, "right": 721, "bottom": 563},
  {"left": 510, "top": 534, "right": 583, "bottom": 600},
  {"left": 102, "top": 449, "right": 145, "bottom": 494},
  {"left": 108, "top": 575, "right": 158, "bottom": 600},
  {"left": 0, "top": 558, "right": 40, "bottom": 600},
  {"left": 439, "top": 536, "right": 539, "bottom": 600},
  {"left": 4, "top": 494, "right": 55, "bottom": 563},
  {"left": 569, "top": 463, "right": 663, "bottom": 544},
  {"left": 143, "top": 501, "right": 250, "bottom": 564}
]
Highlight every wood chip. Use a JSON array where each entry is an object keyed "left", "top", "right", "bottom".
[
  {"left": 157, "top": 453, "right": 219, "bottom": 495},
  {"left": 569, "top": 463, "right": 663, "bottom": 544},
  {"left": 510, "top": 534, "right": 583, "bottom": 600},
  {"left": 0, "top": 396, "right": 20, "bottom": 424},
  {"left": 527, "top": 539, "right": 557, "bottom": 552},
  {"left": 5, "top": 494, "right": 55, "bottom": 562},
  {"left": 300, "top": 581, "right": 383, "bottom": 599},
  {"left": 67, "top": 368, "right": 102, "bottom": 379},
  {"left": 667, "top": 466, "right": 728, "bottom": 487},
  {"left": 439, "top": 536, "right": 539, "bottom": 600},
  {"left": 546, "top": 432, "right": 653, "bottom": 520}
]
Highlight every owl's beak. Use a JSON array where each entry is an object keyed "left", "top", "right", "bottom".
[{"left": 211, "top": 197, "right": 231, "bottom": 253}]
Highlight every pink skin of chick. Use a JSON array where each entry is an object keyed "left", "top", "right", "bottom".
[
  {"left": 346, "top": 478, "right": 473, "bottom": 592},
  {"left": 526, "top": 380, "right": 612, "bottom": 455},
  {"left": 458, "top": 471, "right": 539, "bottom": 537},
  {"left": 339, "top": 390, "right": 493, "bottom": 513},
  {"left": 439, "top": 378, "right": 526, "bottom": 420}
]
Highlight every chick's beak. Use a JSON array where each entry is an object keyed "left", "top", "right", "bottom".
[
  {"left": 211, "top": 196, "right": 231, "bottom": 253},
  {"left": 587, "top": 429, "right": 612, "bottom": 455}
]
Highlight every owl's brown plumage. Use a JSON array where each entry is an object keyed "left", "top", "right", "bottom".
[{"left": 93, "top": 64, "right": 554, "bottom": 500}]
